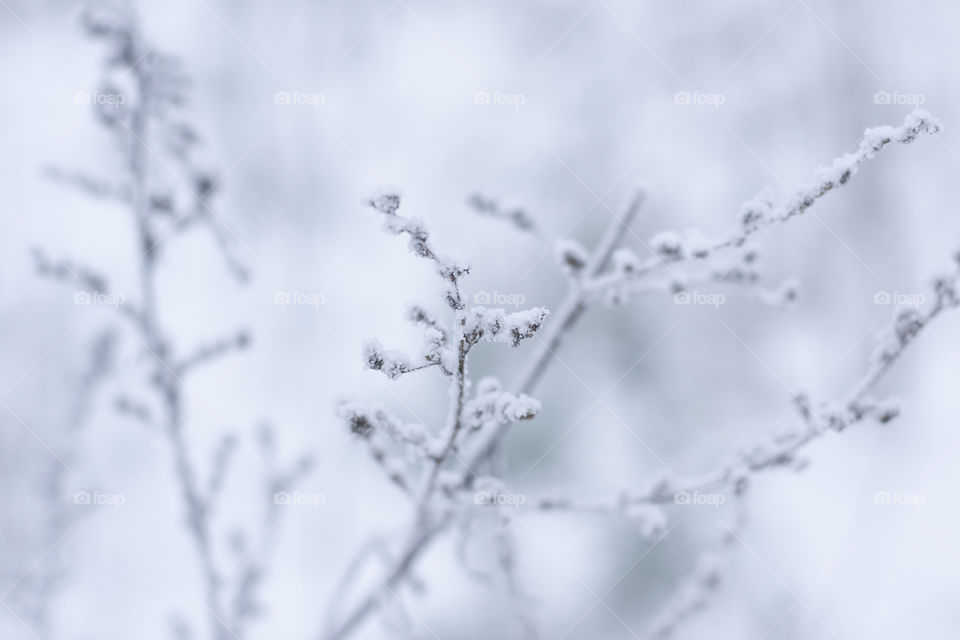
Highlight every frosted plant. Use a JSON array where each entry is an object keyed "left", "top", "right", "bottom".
[
  {"left": 324, "top": 109, "right": 950, "bottom": 639},
  {"left": 32, "top": 5, "right": 311, "bottom": 640}
]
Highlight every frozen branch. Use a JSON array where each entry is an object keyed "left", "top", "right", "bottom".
[
  {"left": 113, "top": 393, "right": 153, "bottom": 425},
  {"left": 174, "top": 187, "right": 251, "bottom": 284},
  {"left": 366, "top": 189, "right": 470, "bottom": 310},
  {"left": 229, "top": 424, "right": 314, "bottom": 637},
  {"left": 503, "top": 261, "right": 960, "bottom": 634},
  {"left": 467, "top": 192, "right": 545, "bottom": 241},
  {"left": 323, "top": 110, "right": 946, "bottom": 640},
  {"left": 44, "top": 166, "right": 128, "bottom": 202},
  {"left": 28, "top": 7, "right": 298, "bottom": 640},
  {"left": 175, "top": 331, "right": 251, "bottom": 376},
  {"left": 523, "top": 260, "right": 959, "bottom": 514},
  {"left": 323, "top": 193, "right": 550, "bottom": 639},
  {"left": 620, "top": 109, "right": 942, "bottom": 283},
  {"left": 339, "top": 401, "right": 432, "bottom": 494}
]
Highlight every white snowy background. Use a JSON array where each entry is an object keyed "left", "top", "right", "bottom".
[{"left": 2, "top": 0, "right": 960, "bottom": 638}]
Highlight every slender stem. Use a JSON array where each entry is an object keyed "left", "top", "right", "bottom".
[
  {"left": 322, "top": 191, "right": 646, "bottom": 639},
  {"left": 324, "top": 525, "right": 436, "bottom": 640},
  {"left": 518, "top": 189, "right": 646, "bottom": 395},
  {"left": 129, "top": 74, "right": 230, "bottom": 640},
  {"left": 321, "top": 111, "right": 942, "bottom": 639},
  {"left": 467, "top": 189, "right": 646, "bottom": 476},
  {"left": 417, "top": 339, "right": 468, "bottom": 506}
]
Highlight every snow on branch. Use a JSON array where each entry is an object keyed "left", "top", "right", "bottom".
[
  {"left": 467, "top": 192, "right": 544, "bottom": 240},
  {"left": 574, "top": 111, "right": 942, "bottom": 312},
  {"left": 494, "top": 258, "right": 960, "bottom": 635},
  {"left": 405, "top": 303, "right": 450, "bottom": 343},
  {"left": 366, "top": 188, "right": 470, "bottom": 310},
  {"left": 463, "top": 377, "right": 540, "bottom": 431},
  {"left": 520, "top": 256, "right": 960, "bottom": 517},
  {"left": 625, "top": 110, "right": 942, "bottom": 281},
  {"left": 33, "top": 248, "right": 109, "bottom": 295},
  {"left": 324, "top": 111, "right": 947, "bottom": 640},
  {"left": 338, "top": 401, "right": 434, "bottom": 495},
  {"left": 30, "top": 7, "right": 302, "bottom": 639},
  {"left": 361, "top": 338, "right": 438, "bottom": 380},
  {"left": 322, "top": 191, "right": 554, "bottom": 639},
  {"left": 339, "top": 401, "right": 430, "bottom": 448},
  {"left": 460, "top": 306, "right": 549, "bottom": 348}
]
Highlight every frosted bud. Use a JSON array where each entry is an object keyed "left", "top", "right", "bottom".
[
  {"left": 366, "top": 188, "right": 401, "bottom": 215},
  {"left": 555, "top": 239, "right": 589, "bottom": 276},
  {"left": 611, "top": 247, "right": 641, "bottom": 273},
  {"left": 650, "top": 231, "right": 683, "bottom": 258}
]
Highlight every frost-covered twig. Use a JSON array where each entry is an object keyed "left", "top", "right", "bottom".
[
  {"left": 322, "top": 536, "right": 395, "bottom": 634},
  {"left": 43, "top": 166, "right": 128, "bottom": 203},
  {"left": 610, "top": 110, "right": 941, "bottom": 286},
  {"left": 463, "top": 189, "right": 648, "bottom": 479},
  {"left": 32, "top": 248, "right": 142, "bottom": 326},
  {"left": 366, "top": 189, "right": 470, "bottom": 310},
  {"left": 504, "top": 260, "right": 960, "bottom": 635},
  {"left": 467, "top": 192, "right": 545, "bottom": 241},
  {"left": 229, "top": 425, "right": 314, "bottom": 638},
  {"left": 173, "top": 181, "right": 251, "bottom": 283},
  {"left": 33, "top": 6, "right": 303, "bottom": 639},
  {"left": 71, "top": 9, "right": 235, "bottom": 636},
  {"left": 467, "top": 109, "right": 939, "bottom": 478},
  {"left": 324, "top": 111, "right": 943, "bottom": 640},
  {"left": 323, "top": 193, "right": 548, "bottom": 639},
  {"left": 530, "top": 188, "right": 646, "bottom": 373},
  {"left": 645, "top": 517, "right": 739, "bottom": 640},
  {"left": 175, "top": 331, "right": 251, "bottom": 376},
  {"left": 514, "top": 261, "right": 960, "bottom": 512}
]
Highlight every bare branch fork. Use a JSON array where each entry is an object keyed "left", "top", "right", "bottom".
[{"left": 323, "top": 109, "right": 946, "bottom": 639}]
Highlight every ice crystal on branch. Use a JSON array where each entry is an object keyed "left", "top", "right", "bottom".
[
  {"left": 460, "top": 306, "right": 549, "bottom": 347},
  {"left": 361, "top": 338, "right": 414, "bottom": 380},
  {"left": 464, "top": 378, "right": 541, "bottom": 431}
]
